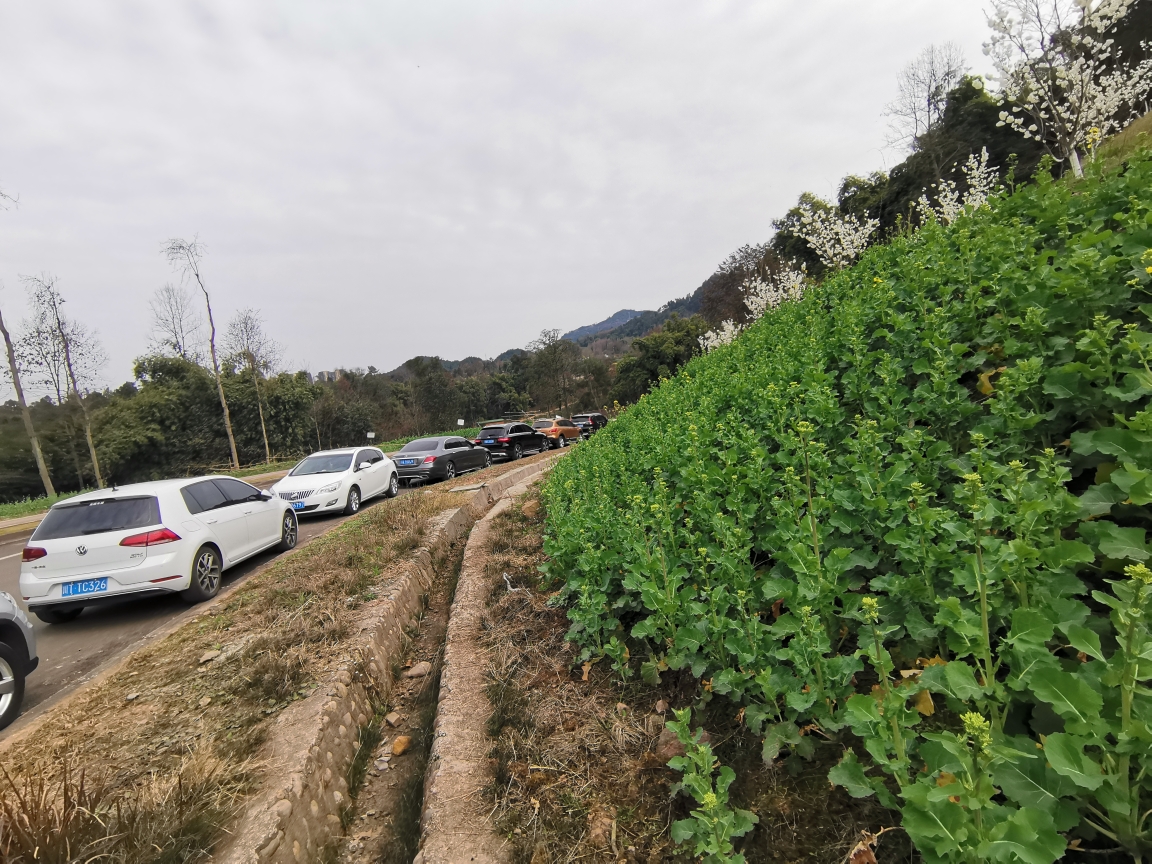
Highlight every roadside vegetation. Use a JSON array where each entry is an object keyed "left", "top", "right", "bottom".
[{"left": 545, "top": 140, "right": 1152, "bottom": 862}]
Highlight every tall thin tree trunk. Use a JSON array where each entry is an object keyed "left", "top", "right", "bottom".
[
  {"left": 199, "top": 283, "right": 239, "bottom": 469},
  {"left": 0, "top": 302, "right": 55, "bottom": 497},
  {"left": 49, "top": 299, "right": 103, "bottom": 488},
  {"left": 1068, "top": 147, "right": 1084, "bottom": 178},
  {"left": 250, "top": 353, "right": 271, "bottom": 463}
]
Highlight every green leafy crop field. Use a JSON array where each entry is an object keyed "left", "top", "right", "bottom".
[{"left": 544, "top": 152, "right": 1152, "bottom": 862}]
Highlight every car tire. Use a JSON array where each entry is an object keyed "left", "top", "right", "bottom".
[
  {"left": 182, "top": 545, "right": 222, "bottom": 604},
  {"left": 385, "top": 473, "right": 399, "bottom": 498},
  {"left": 0, "top": 641, "right": 26, "bottom": 730},
  {"left": 343, "top": 486, "right": 361, "bottom": 515},
  {"left": 482, "top": 453, "right": 492, "bottom": 469},
  {"left": 511, "top": 443, "right": 522, "bottom": 460},
  {"left": 278, "top": 510, "right": 298, "bottom": 552},
  {"left": 558, "top": 435, "right": 567, "bottom": 448},
  {"left": 33, "top": 606, "right": 83, "bottom": 625},
  {"left": 444, "top": 461, "right": 457, "bottom": 481}
]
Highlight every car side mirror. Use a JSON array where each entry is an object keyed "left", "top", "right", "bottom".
[
  {"left": 255, "top": 491, "right": 272, "bottom": 502},
  {"left": 358, "top": 461, "right": 371, "bottom": 471}
]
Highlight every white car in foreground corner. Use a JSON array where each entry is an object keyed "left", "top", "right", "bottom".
[
  {"left": 20, "top": 477, "right": 298, "bottom": 624},
  {"left": 270, "top": 447, "right": 399, "bottom": 517}
]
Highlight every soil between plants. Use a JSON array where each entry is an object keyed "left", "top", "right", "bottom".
[{"left": 478, "top": 490, "right": 910, "bottom": 864}]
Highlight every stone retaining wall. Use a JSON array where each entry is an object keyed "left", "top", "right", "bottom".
[{"left": 218, "top": 455, "right": 563, "bottom": 864}]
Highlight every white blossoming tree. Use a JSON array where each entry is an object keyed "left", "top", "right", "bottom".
[
  {"left": 986, "top": 0, "right": 1152, "bottom": 177},
  {"left": 916, "top": 148, "right": 1002, "bottom": 225},
  {"left": 743, "top": 266, "right": 808, "bottom": 319},
  {"left": 795, "top": 201, "right": 879, "bottom": 271},
  {"left": 698, "top": 266, "right": 809, "bottom": 353},
  {"left": 698, "top": 319, "right": 741, "bottom": 353}
]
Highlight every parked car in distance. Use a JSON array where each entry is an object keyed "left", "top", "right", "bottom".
[
  {"left": 474, "top": 422, "right": 549, "bottom": 460},
  {"left": 20, "top": 477, "right": 299, "bottom": 624},
  {"left": 271, "top": 447, "right": 399, "bottom": 516},
  {"left": 571, "top": 412, "right": 608, "bottom": 437},
  {"left": 0, "top": 592, "right": 36, "bottom": 728},
  {"left": 532, "top": 417, "right": 581, "bottom": 448},
  {"left": 393, "top": 436, "right": 492, "bottom": 485}
]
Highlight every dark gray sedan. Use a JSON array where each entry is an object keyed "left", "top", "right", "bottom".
[{"left": 393, "top": 436, "right": 492, "bottom": 485}]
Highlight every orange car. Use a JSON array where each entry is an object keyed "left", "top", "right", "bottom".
[{"left": 531, "top": 417, "right": 581, "bottom": 448}]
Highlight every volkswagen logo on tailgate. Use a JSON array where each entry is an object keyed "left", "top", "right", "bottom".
[{"left": 76, "top": 545, "right": 88, "bottom": 556}]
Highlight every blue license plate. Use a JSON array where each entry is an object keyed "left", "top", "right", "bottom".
[
  {"left": 398, "top": 459, "right": 417, "bottom": 466},
  {"left": 62, "top": 577, "right": 108, "bottom": 597},
  {"left": 483, "top": 439, "right": 494, "bottom": 444},
  {"left": 292, "top": 502, "right": 306, "bottom": 511}
]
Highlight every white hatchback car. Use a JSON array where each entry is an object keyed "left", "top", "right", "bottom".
[
  {"left": 20, "top": 476, "right": 297, "bottom": 624},
  {"left": 270, "top": 447, "right": 399, "bottom": 516}
]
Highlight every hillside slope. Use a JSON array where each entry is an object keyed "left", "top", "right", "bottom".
[{"left": 545, "top": 149, "right": 1152, "bottom": 861}]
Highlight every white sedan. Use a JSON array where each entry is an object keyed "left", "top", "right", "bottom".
[
  {"left": 270, "top": 447, "right": 399, "bottom": 517},
  {"left": 20, "top": 476, "right": 298, "bottom": 624}
]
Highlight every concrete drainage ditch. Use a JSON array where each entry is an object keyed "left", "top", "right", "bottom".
[{"left": 217, "top": 455, "right": 563, "bottom": 864}]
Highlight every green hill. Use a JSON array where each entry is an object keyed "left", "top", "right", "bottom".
[{"left": 545, "top": 146, "right": 1152, "bottom": 861}]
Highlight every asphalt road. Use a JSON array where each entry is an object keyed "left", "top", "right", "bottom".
[{"left": 0, "top": 478, "right": 415, "bottom": 723}]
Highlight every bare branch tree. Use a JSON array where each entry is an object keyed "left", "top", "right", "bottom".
[
  {"left": 0, "top": 286, "right": 55, "bottom": 497},
  {"left": 162, "top": 237, "right": 239, "bottom": 469},
  {"left": 885, "top": 42, "right": 969, "bottom": 148},
  {"left": 986, "top": 0, "right": 1152, "bottom": 176},
  {"left": 22, "top": 274, "right": 106, "bottom": 488},
  {"left": 224, "top": 308, "right": 281, "bottom": 464},
  {"left": 148, "top": 282, "right": 203, "bottom": 362}
]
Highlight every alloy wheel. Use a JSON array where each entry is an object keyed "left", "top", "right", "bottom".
[
  {"left": 445, "top": 461, "right": 456, "bottom": 480},
  {"left": 283, "top": 512, "right": 298, "bottom": 548},
  {"left": 349, "top": 489, "right": 360, "bottom": 512},
  {"left": 0, "top": 655, "right": 15, "bottom": 717},
  {"left": 194, "top": 548, "right": 222, "bottom": 595}
]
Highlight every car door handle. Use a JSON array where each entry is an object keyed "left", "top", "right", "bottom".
[
  {"left": 205, "top": 519, "right": 218, "bottom": 524},
  {"left": 244, "top": 509, "right": 254, "bottom": 515}
]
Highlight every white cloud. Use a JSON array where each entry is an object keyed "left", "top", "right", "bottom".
[{"left": 0, "top": 0, "right": 991, "bottom": 390}]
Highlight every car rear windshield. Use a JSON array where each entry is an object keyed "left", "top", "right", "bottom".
[
  {"left": 33, "top": 496, "right": 162, "bottom": 540},
  {"left": 291, "top": 454, "right": 353, "bottom": 475},
  {"left": 532, "top": 420, "right": 553, "bottom": 429},
  {"left": 572, "top": 415, "right": 591, "bottom": 422},
  {"left": 399, "top": 439, "right": 440, "bottom": 452},
  {"left": 480, "top": 426, "right": 507, "bottom": 436}
]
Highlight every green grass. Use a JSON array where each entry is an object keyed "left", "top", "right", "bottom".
[{"left": 0, "top": 491, "right": 88, "bottom": 521}]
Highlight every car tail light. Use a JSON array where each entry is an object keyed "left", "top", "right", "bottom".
[
  {"left": 120, "top": 528, "right": 182, "bottom": 547},
  {"left": 497, "top": 437, "right": 510, "bottom": 443},
  {"left": 22, "top": 547, "right": 47, "bottom": 562},
  {"left": 422, "top": 456, "right": 436, "bottom": 464}
]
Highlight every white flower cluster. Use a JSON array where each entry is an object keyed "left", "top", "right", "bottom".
[
  {"left": 698, "top": 319, "right": 741, "bottom": 353},
  {"left": 916, "top": 148, "right": 1001, "bottom": 225},
  {"left": 743, "top": 266, "right": 808, "bottom": 319},
  {"left": 985, "top": 0, "right": 1152, "bottom": 176},
  {"left": 698, "top": 266, "right": 809, "bottom": 353},
  {"left": 795, "top": 202, "right": 879, "bottom": 271}
]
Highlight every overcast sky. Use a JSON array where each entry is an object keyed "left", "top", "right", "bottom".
[{"left": 0, "top": 1, "right": 994, "bottom": 392}]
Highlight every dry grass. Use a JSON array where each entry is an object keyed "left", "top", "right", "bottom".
[
  {"left": 1096, "top": 109, "right": 1152, "bottom": 171},
  {"left": 479, "top": 489, "right": 909, "bottom": 864},
  {"left": 480, "top": 491, "right": 678, "bottom": 864},
  {"left": 0, "top": 485, "right": 470, "bottom": 864}
]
